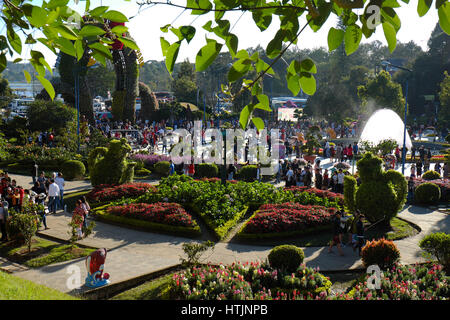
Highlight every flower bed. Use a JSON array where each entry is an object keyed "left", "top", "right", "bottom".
[
  {"left": 107, "top": 202, "right": 196, "bottom": 227},
  {"left": 169, "top": 262, "right": 331, "bottom": 300},
  {"left": 285, "top": 186, "right": 344, "bottom": 207},
  {"left": 335, "top": 263, "right": 449, "bottom": 300},
  {"left": 240, "top": 203, "right": 337, "bottom": 236},
  {"left": 86, "top": 183, "right": 157, "bottom": 203}
]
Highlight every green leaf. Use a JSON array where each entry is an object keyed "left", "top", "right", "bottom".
[
  {"left": 187, "top": 0, "right": 212, "bottom": 15},
  {"left": 165, "top": 41, "right": 181, "bottom": 74},
  {"left": 74, "top": 39, "right": 84, "bottom": 61},
  {"left": 239, "top": 104, "right": 251, "bottom": 129},
  {"left": 111, "top": 25, "right": 128, "bottom": 35},
  {"left": 438, "top": 2, "right": 450, "bottom": 34},
  {"left": 344, "top": 24, "right": 362, "bottom": 56},
  {"left": 417, "top": 0, "right": 433, "bottom": 17},
  {"left": 47, "top": 0, "right": 70, "bottom": 9},
  {"left": 28, "top": 6, "right": 48, "bottom": 28},
  {"left": 23, "top": 70, "right": 32, "bottom": 83},
  {"left": 39, "top": 57, "right": 53, "bottom": 76},
  {"left": 225, "top": 34, "right": 238, "bottom": 57},
  {"left": 255, "top": 58, "right": 275, "bottom": 75},
  {"left": 180, "top": 26, "right": 196, "bottom": 43},
  {"left": 102, "top": 10, "right": 128, "bottom": 22},
  {"left": 255, "top": 94, "right": 272, "bottom": 112},
  {"left": 88, "top": 42, "right": 113, "bottom": 59},
  {"left": 37, "top": 75, "right": 55, "bottom": 101},
  {"left": 195, "top": 39, "right": 223, "bottom": 72},
  {"left": 13, "top": 58, "right": 22, "bottom": 63},
  {"left": 287, "top": 73, "right": 301, "bottom": 96},
  {"left": 55, "top": 38, "right": 76, "bottom": 57},
  {"left": 0, "top": 55, "right": 7, "bottom": 73},
  {"left": 300, "top": 58, "right": 317, "bottom": 74},
  {"left": 381, "top": 7, "right": 401, "bottom": 32},
  {"left": 118, "top": 37, "right": 140, "bottom": 50},
  {"left": 383, "top": 22, "right": 397, "bottom": 53},
  {"left": 160, "top": 37, "right": 170, "bottom": 56},
  {"left": 299, "top": 72, "right": 316, "bottom": 95},
  {"left": 79, "top": 25, "right": 106, "bottom": 37},
  {"left": 252, "top": 117, "right": 265, "bottom": 131},
  {"left": 327, "top": 27, "right": 344, "bottom": 52},
  {"left": 228, "top": 59, "right": 252, "bottom": 82},
  {"left": 89, "top": 6, "right": 109, "bottom": 17},
  {"left": 252, "top": 10, "right": 272, "bottom": 31},
  {"left": 55, "top": 25, "right": 79, "bottom": 40},
  {"left": 266, "top": 30, "right": 284, "bottom": 59},
  {"left": 91, "top": 51, "right": 106, "bottom": 66},
  {"left": 7, "top": 27, "right": 22, "bottom": 54}
]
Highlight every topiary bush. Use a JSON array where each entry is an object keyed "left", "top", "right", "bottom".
[
  {"left": 414, "top": 182, "right": 441, "bottom": 205},
  {"left": 268, "top": 245, "right": 305, "bottom": 272},
  {"left": 195, "top": 163, "right": 218, "bottom": 178},
  {"left": 419, "top": 232, "right": 450, "bottom": 273},
  {"left": 422, "top": 170, "right": 441, "bottom": 180},
  {"left": 154, "top": 161, "right": 170, "bottom": 177},
  {"left": 351, "top": 153, "right": 407, "bottom": 225},
  {"left": 344, "top": 175, "right": 357, "bottom": 212},
  {"left": 237, "top": 165, "right": 257, "bottom": 182},
  {"left": 361, "top": 238, "right": 400, "bottom": 270},
  {"left": 88, "top": 138, "right": 135, "bottom": 186},
  {"left": 62, "top": 160, "right": 86, "bottom": 180},
  {"left": 135, "top": 168, "right": 151, "bottom": 177}
]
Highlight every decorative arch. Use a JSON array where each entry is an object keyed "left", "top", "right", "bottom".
[{"left": 138, "top": 81, "right": 159, "bottom": 121}]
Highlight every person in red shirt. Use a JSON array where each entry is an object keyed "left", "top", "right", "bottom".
[{"left": 347, "top": 144, "right": 353, "bottom": 162}]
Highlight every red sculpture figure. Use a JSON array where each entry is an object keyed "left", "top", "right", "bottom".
[{"left": 85, "top": 248, "right": 110, "bottom": 288}]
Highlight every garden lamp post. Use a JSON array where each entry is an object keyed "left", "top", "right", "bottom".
[{"left": 381, "top": 61, "right": 412, "bottom": 175}]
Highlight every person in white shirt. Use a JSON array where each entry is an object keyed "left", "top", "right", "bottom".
[
  {"left": 55, "top": 172, "right": 65, "bottom": 211},
  {"left": 337, "top": 169, "right": 345, "bottom": 194},
  {"left": 48, "top": 179, "right": 60, "bottom": 214}
]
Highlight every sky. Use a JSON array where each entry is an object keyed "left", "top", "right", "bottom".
[{"left": 1, "top": 0, "right": 441, "bottom": 68}]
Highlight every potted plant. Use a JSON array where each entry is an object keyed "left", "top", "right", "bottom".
[{"left": 301, "top": 126, "right": 322, "bottom": 162}]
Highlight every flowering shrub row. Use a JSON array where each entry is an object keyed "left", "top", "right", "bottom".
[
  {"left": 87, "top": 183, "right": 157, "bottom": 203},
  {"left": 361, "top": 238, "right": 401, "bottom": 269},
  {"left": 335, "top": 263, "right": 449, "bottom": 300},
  {"left": 242, "top": 203, "right": 337, "bottom": 234},
  {"left": 169, "top": 262, "right": 332, "bottom": 300},
  {"left": 285, "top": 186, "right": 345, "bottom": 207},
  {"left": 106, "top": 202, "right": 196, "bottom": 228}
]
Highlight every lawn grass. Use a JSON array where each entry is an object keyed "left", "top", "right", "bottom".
[
  {"left": 110, "top": 273, "right": 174, "bottom": 300},
  {"left": 0, "top": 237, "right": 96, "bottom": 268},
  {"left": 0, "top": 271, "right": 79, "bottom": 300}
]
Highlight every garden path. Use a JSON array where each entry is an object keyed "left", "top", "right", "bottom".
[{"left": 8, "top": 202, "right": 449, "bottom": 295}]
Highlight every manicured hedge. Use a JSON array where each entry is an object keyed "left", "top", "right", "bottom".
[
  {"left": 268, "top": 245, "right": 305, "bottom": 272},
  {"left": 195, "top": 163, "right": 218, "bottom": 178},
  {"left": 62, "top": 160, "right": 86, "bottom": 180},
  {"left": 414, "top": 182, "right": 441, "bottom": 205},
  {"left": 154, "top": 161, "right": 170, "bottom": 176}
]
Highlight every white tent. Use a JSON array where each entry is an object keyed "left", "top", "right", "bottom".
[{"left": 359, "top": 108, "right": 412, "bottom": 150}]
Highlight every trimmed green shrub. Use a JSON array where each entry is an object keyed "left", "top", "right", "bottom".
[
  {"left": 62, "top": 160, "right": 86, "bottom": 180},
  {"left": 419, "top": 232, "right": 450, "bottom": 273},
  {"left": 111, "top": 90, "right": 125, "bottom": 121},
  {"left": 88, "top": 138, "right": 135, "bottom": 186},
  {"left": 422, "top": 170, "right": 441, "bottom": 180},
  {"left": 344, "top": 175, "right": 357, "bottom": 212},
  {"left": 154, "top": 161, "right": 170, "bottom": 177},
  {"left": 237, "top": 165, "right": 257, "bottom": 182},
  {"left": 361, "top": 238, "right": 400, "bottom": 269},
  {"left": 268, "top": 245, "right": 305, "bottom": 272},
  {"left": 135, "top": 168, "right": 151, "bottom": 176},
  {"left": 352, "top": 153, "right": 407, "bottom": 224},
  {"left": 195, "top": 163, "right": 218, "bottom": 178},
  {"left": 415, "top": 182, "right": 441, "bottom": 204}
]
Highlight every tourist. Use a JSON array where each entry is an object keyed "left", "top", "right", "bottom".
[
  {"left": 337, "top": 169, "right": 345, "bottom": 194},
  {"left": 275, "top": 160, "right": 283, "bottom": 184},
  {"left": 0, "top": 201, "right": 8, "bottom": 242},
  {"left": 37, "top": 193, "right": 48, "bottom": 229},
  {"left": 416, "top": 161, "right": 423, "bottom": 177},
  {"left": 423, "top": 156, "right": 430, "bottom": 172},
  {"left": 410, "top": 163, "right": 416, "bottom": 178},
  {"left": 72, "top": 200, "right": 85, "bottom": 239},
  {"left": 37, "top": 171, "right": 46, "bottom": 187},
  {"left": 55, "top": 172, "right": 65, "bottom": 211},
  {"left": 323, "top": 169, "right": 329, "bottom": 190},
  {"left": 12, "top": 188, "right": 21, "bottom": 211},
  {"left": 304, "top": 166, "right": 313, "bottom": 187},
  {"left": 407, "top": 176, "right": 415, "bottom": 203},
  {"left": 347, "top": 144, "right": 353, "bottom": 162},
  {"left": 348, "top": 210, "right": 360, "bottom": 247},
  {"left": 169, "top": 160, "right": 175, "bottom": 176},
  {"left": 353, "top": 214, "right": 366, "bottom": 256},
  {"left": 285, "top": 166, "right": 294, "bottom": 187},
  {"left": 352, "top": 142, "right": 358, "bottom": 157},
  {"left": 328, "top": 211, "right": 344, "bottom": 256},
  {"left": 443, "top": 162, "right": 449, "bottom": 178},
  {"left": 47, "top": 179, "right": 60, "bottom": 214},
  {"left": 188, "top": 162, "right": 196, "bottom": 178},
  {"left": 315, "top": 168, "right": 323, "bottom": 190},
  {"left": 80, "top": 196, "right": 91, "bottom": 229},
  {"left": 256, "top": 164, "right": 261, "bottom": 182},
  {"left": 434, "top": 162, "right": 441, "bottom": 176}
]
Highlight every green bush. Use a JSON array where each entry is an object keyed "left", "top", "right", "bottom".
[
  {"left": 414, "top": 183, "right": 441, "bottom": 205},
  {"left": 154, "top": 161, "right": 170, "bottom": 177},
  {"left": 361, "top": 238, "right": 400, "bottom": 269},
  {"left": 62, "top": 160, "right": 86, "bottom": 180},
  {"left": 195, "top": 163, "right": 218, "bottom": 178},
  {"left": 344, "top": 175, "right": 357, "bottom": 212},
  {"left": 268, "top": 245, "right": 305, "bottom": 272},
  {"left": 421, "top": 170, "right": 441, "bottom": 180},
  {"left": 237, "top": 165, "right": 257, "bottom": 182},
  {"left": 419, "top": 232, "right": 450, "bottom": 273},
  {"left": 135, "top": 168, "right": 151, "bottom": 176}
]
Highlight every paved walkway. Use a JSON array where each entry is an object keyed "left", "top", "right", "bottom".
[{"left": 8, "top": 202, "right": 449, "bottom": 295}]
